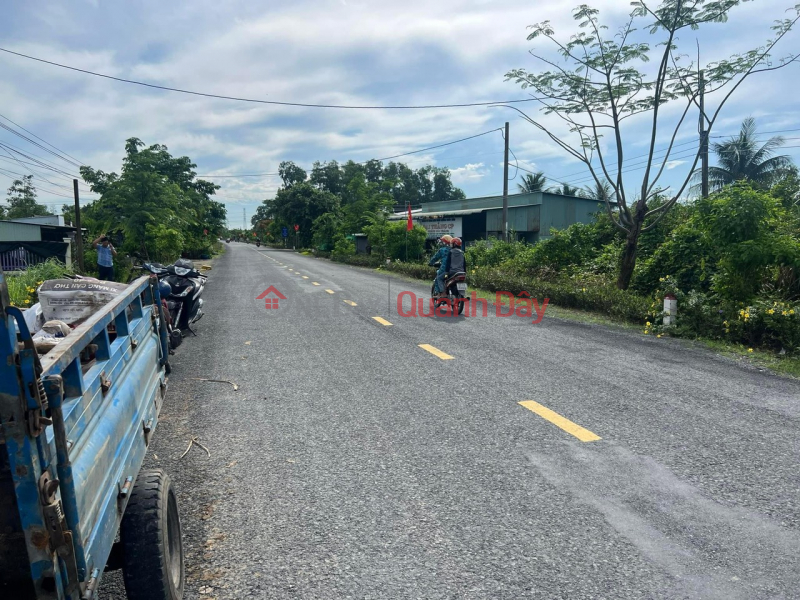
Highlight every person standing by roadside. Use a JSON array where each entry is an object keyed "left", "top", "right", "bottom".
[{"left": 92, "top": 234, "right": 117, "bottom": 281}]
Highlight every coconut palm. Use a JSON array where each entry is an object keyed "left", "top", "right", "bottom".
[
  {"left": 517, "top": 172, "right": 547, "bottom": 193},
  {"left": 548, "top": 182, "right": 581, "bottom": 196},
  {"left": 582, "top": 180, "right": 616, "bottom": 202},
  {"left": 694, "top": 117, "right": 792, "bottom": 193}
]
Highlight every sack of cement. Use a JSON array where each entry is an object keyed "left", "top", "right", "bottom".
[
  {"left": 37, "top": 279, "right": 129, "bottom": 325},
  {"left": 22, "top": 302, "right": 45, "bottom": 335},
  {"left": 32, "top": 321, "right": 71, "bottom": 354}
]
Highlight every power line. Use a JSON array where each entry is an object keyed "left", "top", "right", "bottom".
[
  {"left": 0, "top": 141, "right": 82, "bottom": 179},
  {"left": 0, "top": 47, "right": 540, "bottom": 110},
  {"left": 0, "top": 121, "right": 83, "bottom": 168},
  {"left": 197, "top": 128, "right": 503, "bottom": 178},
  {"left": 0, "top": 170, "right": 88, "bottom": 199},
  {"left": 0, "top": 112, "right": 85, "bottom": 166},
  {"left": 539, "top": 129, "right": 800, "bottom": 187},
  {"left": 0, "top": 155, "right": 93, "bottom": 192}
]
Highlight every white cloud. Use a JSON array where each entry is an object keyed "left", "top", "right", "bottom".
[
  {"left": 450, "top": 162, "right": 489, "bottom": 183},
  {"left": 0, "top": 0, "right": 797, "bottom": 216}
]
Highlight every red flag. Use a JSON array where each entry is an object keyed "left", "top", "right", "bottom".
[{"left": 406, "top": 204, "right": 413, "bottom": 231}]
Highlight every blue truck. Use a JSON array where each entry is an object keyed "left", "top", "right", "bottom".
[{"left": 0, "top": 270, "right": 184, "bottom": 599}]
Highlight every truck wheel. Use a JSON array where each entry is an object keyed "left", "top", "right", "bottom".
[{"left": 120, "top": 470, "right": 185, "bottom": 600}]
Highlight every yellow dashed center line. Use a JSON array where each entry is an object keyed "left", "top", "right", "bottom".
[
  {"left": 344, "top": 300, "right": 357, "bottom": 306},
  {"left": 418, "top": 344, "right": 453, "bottom": 360},
  {"left": 302, "top": 276, "right": 309, "bottom": 279},
  {"left": 325, "top": 289, "right": 335, "bottom": 294},
  {"left": 518, "top": 401, "right": 601, "bottom": 442},
  {"left": 312, "top": 282, "right": 320, "bottom": 286},
  {"left": 372, "top": 316, "right": 393, "bottom": 326}
]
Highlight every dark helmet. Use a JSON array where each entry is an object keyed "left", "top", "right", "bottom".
[{"left": 158, "top": 280, "right": 172, "bottom": 299}]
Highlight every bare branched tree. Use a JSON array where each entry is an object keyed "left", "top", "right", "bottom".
[{"left": 503, "top": 1, "right": 800, "bottom": 289}]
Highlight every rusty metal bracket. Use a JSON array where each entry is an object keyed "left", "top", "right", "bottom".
[
  {"left": 117, "top": 475, "right": 134, "bottom": 512},
  {"left": 100, "top": 373, "right": 112, "bottom": 395},
  {"left": 38, "top": 471, "right": 81, "bottom": 596},
  {"left": 143, "top": 418, "right": 154, "bottom": 445},
  {"left": 82, "top": 568, "right": 100, "bottom": 599}
]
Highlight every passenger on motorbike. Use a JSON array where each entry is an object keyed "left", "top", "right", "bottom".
[
  {"left": 448, "top": 237, "right": 466, "bottom": 279},
  {"left": 429, "top": 235, "right": 453, "bottom": 296}
]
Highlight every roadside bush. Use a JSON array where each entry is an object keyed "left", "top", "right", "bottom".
[
  {"left": 465, "top": 239, "right": 526, "bottom": 268},
  {"left": 382, "top": 261, "right": 437, "bottom": 280},
  {"left": 331, "top": 254, "right": 383, "bottom": 267},
  {"left": 469, "top": 267, "right": 650, "bottom": 322},
  {"left": 728, "top": 299, "right": 800, "bottom": 352},
  {"left": 331, "top": 235, "right": 356, "bottom": 259}
]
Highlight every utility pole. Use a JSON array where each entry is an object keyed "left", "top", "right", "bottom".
[
  {"left": 73, "top": 179, "right": 84, "bottom": 272},
  {"left": 502, "top": 121, "right": 509, "bottom": 242},
  {"left": 699, "top": 70, "right": 709, "bottom": 199},
  {"left": 242, "top": 208, "right": 246, "bottom": 232}
]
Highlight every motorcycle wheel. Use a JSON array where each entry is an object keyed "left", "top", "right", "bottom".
[
  {"left": 456, "top": 292, "right": 465, "bottom": 315},
  {"left": 431, "top": 282, "right": 443, "bottom": 306}
]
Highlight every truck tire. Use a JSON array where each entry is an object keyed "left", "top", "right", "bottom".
[{"left": 120, "top": 470, "right": 185, "bottom": 600}]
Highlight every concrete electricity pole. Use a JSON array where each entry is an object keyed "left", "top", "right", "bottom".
[
  {"left": 699, "top": 70, "right": 709, "bottom": 198},
  {"left": 502, "top": 121, "right": 509, "bottom": 242},
  {"left": 73, "top": 179, "right": 84, "bottom": 272}
]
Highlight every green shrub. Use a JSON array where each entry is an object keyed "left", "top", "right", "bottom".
[
  {"left": 6, "top": 259, "right": 74, "bottom": 307},
  {"left": 382, "top": 261, "right": 437, "bottom": 280},
  {"left": 331, "top": 236, "right": 356, "bottom": 259},
  {"left": 331, "top": 254, "right": 382, "bottom": 267},
  {"left": 469, "top": 267, "right": 650, "bottom": 322},
  {"left": 729, "top": 299, "right": 800, "bottom": 352},
  {"left": 150, "top": 224, "right": 185, "bottom": 263}
]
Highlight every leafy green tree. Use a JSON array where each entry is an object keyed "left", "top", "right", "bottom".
[
  {"left": 270, "top": 182, "right": 339, "bottom": 247},
  {"left": 340, "top": 172, "right": 394, "bottom": 233},
  {"left": 80, "top": 138, "right": 224, "bottom": 259},
  {"left": 771, "top": 166, "right": 800, "bottom": 213},
  {"left": 694, "top": 117, "right": 793, "bottom": 193},
  {"left": 310, "top": 160, "right": 344, "bottom": 195},
  {"left": 698, "top": 181, "right": 798, "bottom": 301},
  {"left": 505, "top": 1, "right": 800, "bottom": 289},
  {"left": 278, "top": 161, "right": 308, "bottom": 188},
  {"left": 518, "top": 172, "right": 547, "bottom": 193},
  {"left": 5, "top": 175, "right": 53, "bottom": 219},
  {"left": 363, "top": 214, "right": 426, "bottom": 261},
  {"left": 312, "top": 212, "right": 342, "bottom": 250}
]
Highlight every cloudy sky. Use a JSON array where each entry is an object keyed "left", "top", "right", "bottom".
[{"left": 1, "top": 0, "right": 798, "bottom": 227}]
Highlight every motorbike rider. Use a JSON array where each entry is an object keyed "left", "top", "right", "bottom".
[
  {"left": 429, "top": 235, "right": 453, "bottom": 296},
  {"left": 448, "top": 238, "right": 467, "bottom": 279}
]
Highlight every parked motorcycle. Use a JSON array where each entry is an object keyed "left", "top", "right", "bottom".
[
  {"left": 431, "top": 270, "right": 468, "bottom": 315},
  {"left": 163, "top": 258, "right": 206, "bottom": 336},
  {"left": 127, "top": 258, "right": 182, "bottom": 351}
]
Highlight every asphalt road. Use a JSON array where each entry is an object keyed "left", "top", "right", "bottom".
[{"left": 100, "top": 242, "right": 800, "bottom": 600}]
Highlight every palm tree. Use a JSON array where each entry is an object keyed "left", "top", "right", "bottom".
[
  {"left": 517, "top": 172, "right": 547, "bottom": 193},
  {"left": 582, "top": 180, "right": 615, "bottom": 202},
  {"left": 694, "top": 117, "right": 792, "bottom": 193},
  {"left": 548, "top": 182, "right": 581, "bottom": 196}
]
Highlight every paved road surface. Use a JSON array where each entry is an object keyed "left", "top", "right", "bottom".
[{"left": 101, "top": 242, "right": 800, "bottom": 599}]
